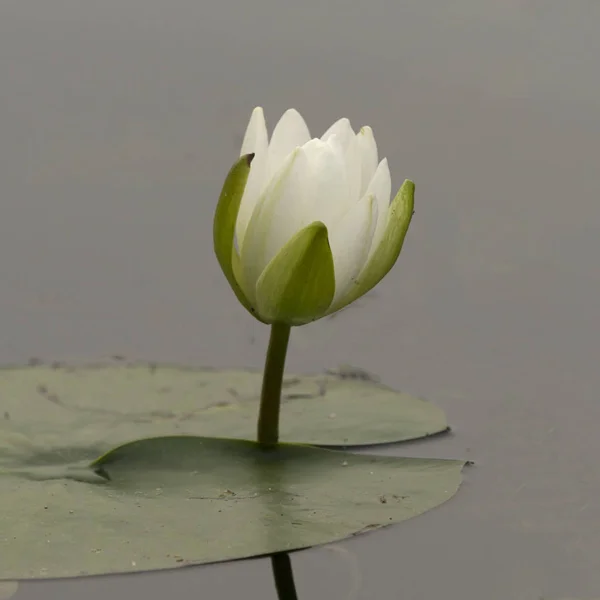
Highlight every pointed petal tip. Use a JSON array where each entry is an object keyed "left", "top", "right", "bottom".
[
  {"left": 240, "top": 107, "right": 268, "bottom": 157},
  {"left": 333, "top": 117, "right": 353, "bottom": 131},
  {"left": 246, "top": 106, "right": 265, "bottom": 123},
  {"left": 276, "top": 108, "right": 306, "bottom": 126},
  {"left": 244, "top": 153, "right": 255, "bottom": 166}
]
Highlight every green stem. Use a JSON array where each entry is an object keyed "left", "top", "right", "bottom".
[
  {"left": 257, "top": 322, "right": 291, "bottom": 447},
  {"left": 271, "top": 553, "right": 299, "bottom": 600}
]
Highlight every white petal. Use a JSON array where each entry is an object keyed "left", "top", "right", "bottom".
[
  {"left": 364, "top": 158, "right": 392, "bottom": 260},
  {"left": 236, "top": 108, "right": 269, "bottom": 248},
  {"left": 324, "top": 134, "right": 347, "bottom": 165},
  {"left": 240, "top": 107, "right": 267, "bottom": 156},
  {"left": 302, "top": 138, "right": 353, "bottom": 229},
  {"left": 321, "top": 118, "right": 355, "bottom": 152},
  {"left": 240, "top": 149, "right": 311, "bottom": 296},
  {"left": 357, "top": 126, "right": 379, "bottom": 197},
  {"left": 267, "top": 109, "right": 311, "bottom": 177},
  {"left": 328, "top": 194, "right": 378, "bottom": 307}
]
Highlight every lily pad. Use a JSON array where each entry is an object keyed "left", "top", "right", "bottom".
[
  {"left": 1, "top": 436, "right": 465, "bottom": 579},
  {"left": 0, "top": 363, "right": 447, "bottom": 452}
]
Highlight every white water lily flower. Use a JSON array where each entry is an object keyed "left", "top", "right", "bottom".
[{"left": 214, "top": 107, "right": 414, "bottom": 325}]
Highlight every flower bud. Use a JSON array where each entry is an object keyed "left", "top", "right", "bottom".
[{"left": 214, "top": 107, "right": 414, "bottom": 325}]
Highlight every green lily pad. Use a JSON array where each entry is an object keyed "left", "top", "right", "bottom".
[
  {"left": 1, "top": 436, "right": 465, "bottom": 579},
  {"left": 0, "top": 363, "right": 447, "bottom": 453}
]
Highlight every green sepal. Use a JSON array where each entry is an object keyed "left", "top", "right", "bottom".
[
  {"left": 332, "top": 179, "right": 414, "bottom": 312},
  {"left": 213, "top": 154, "right": 267, "bottom": 322},
  {"left": 255, "top": 221, "right": 335, "bottom": 325}
]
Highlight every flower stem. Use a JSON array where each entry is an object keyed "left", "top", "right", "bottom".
[
  {"left": 271, "top": 553, "right": 299, "bottom": 600},
  {"left": 257, "top": 322, "right": 291, "bottom": 447}
]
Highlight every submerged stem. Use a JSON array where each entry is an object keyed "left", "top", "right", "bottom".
[
  {"left": 257, "top": 322, "right": 291, "bottom": 447},
  {"left": 271, "top": 553, "right": 299, "bottom": 600}
]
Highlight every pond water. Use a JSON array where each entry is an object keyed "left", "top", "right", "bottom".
[{"left": 1, "top": 0, "right": 600, "bottom": 598}]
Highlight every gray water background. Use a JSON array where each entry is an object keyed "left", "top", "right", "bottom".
[{"left": 1, "top": 1, "right": 600, "bottom": 598}]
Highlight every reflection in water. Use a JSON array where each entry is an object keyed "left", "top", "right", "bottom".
[
  {"left": 271, "top": 553, "right": 299, "bottom": 600},
  {"left": 0, "top": 581, "right": 18, "bottom": 600}
]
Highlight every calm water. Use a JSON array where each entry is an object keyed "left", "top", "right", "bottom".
[{"left": 1, "top": 1, "right": 600, "bottom": 598}]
